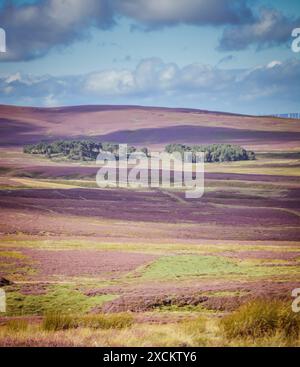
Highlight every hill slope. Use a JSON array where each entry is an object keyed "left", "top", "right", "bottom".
[{"left": 0, "top": 104, "right": 299, "bottom": 151}]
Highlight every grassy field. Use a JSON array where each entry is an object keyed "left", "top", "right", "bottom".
[{"left": 0, "top": 147, "right": 300, "bottom": 346}]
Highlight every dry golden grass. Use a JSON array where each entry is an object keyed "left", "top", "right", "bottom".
[
  {"left": 221, "top": 299, "right": 300, "bottom": 340},
  {"left": 1, "top": 315, "right": 299, "bottom": 347}
]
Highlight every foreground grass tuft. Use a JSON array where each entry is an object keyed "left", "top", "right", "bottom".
[
  {"left": 79, "top": 313, "right": 134, "bottom": 329},
  {"left": 6, "top": 319, "right": 29, "bottom": 332},
  {"left": 42, "top": 312, "right": 134, "bottom": 332},
  {"left": 42, "top": 314, "right": 75, "bottom": 331},
  {"left": 221, "top": 299, "right": 300, "bottom": 340}
]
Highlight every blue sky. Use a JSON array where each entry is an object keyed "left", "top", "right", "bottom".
[{"left": 0, "top": 0, "right": 300, "bottom": 114}]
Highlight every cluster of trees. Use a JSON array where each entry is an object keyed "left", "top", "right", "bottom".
[
  {"left": 24, "top": 140, "right": 149, "bottom": 161},
  {"left": 24, "top": 140, "right": 255, "bottom": 163},
  {"left": 165, "top": 143, "right": 255, "bottom": 162}
]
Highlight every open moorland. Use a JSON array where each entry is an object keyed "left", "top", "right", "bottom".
[{"left": 0, "top": 105, "right": 299, "bottom": 346}]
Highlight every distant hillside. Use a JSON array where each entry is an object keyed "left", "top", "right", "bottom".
[
  {"left": 268, "top": 113, "right": 300, "bottom": 120},
  {"left": 0, "top": 104, "right": 300, "bottom": 151}
]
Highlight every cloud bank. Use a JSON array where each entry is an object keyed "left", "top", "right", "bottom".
[
  {"left": 114, "top": 0, "right": 253, "bottom": 29},
  {"left": 1, "top": 57, "right": 299, "bottom": 114},
  {"left": 0, "top": 0, "right": 298, "bottom": 61}
]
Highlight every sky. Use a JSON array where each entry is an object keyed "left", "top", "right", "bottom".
[{"left": 0, "top": 0, "right": 300, "bottom": 114}]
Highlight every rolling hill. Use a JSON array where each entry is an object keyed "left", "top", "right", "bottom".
[{"left": 1, "top": 104, "right": 300, "bottom": 151}]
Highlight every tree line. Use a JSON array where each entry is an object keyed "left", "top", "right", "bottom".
[
  {"left": 23, "top": 140, "right": 149, "bottom": 161},
  {"left": 165, "top": 143, "right": 255, "bottom": 162},
  {"left": 24, "top": 140, "right": 255, "bottom": 163}
]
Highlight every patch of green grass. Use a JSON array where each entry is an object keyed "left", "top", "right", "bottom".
[
  {"left": 139, "top": 255, "right": 237, "bottom": 279},
  {"left": 221, "top": 299, "right": 300, "bottom": 340},
  {"left": 139, "top": 255, "right": 299, "bottom": 280},
  {"left": 6, "top": 285, "right": 118, "bottom": 316}
]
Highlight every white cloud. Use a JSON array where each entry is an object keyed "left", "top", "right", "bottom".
[
  {"left": 0, "top": 1, "right": 298, "bottom": 61},
  {"left": 0, "top": 0, "right": 254, "bottom": 62},
  {"left": 267, "top": 60, "right": 282, "bottom": 69},
  {"left": 85, "top": 70, "right": 135, "bottom": 94},
  {"left": 114, "top": 0, "right": 252, "bottom": 28},
  {"left": 1, "top": 58, "right": 300, "bottom": 114},
  {"left": 44, "top": 94, "right": 59, "bottom": 107},
  {"left": 5, "top": 72, "right": 22, "bottom": 84},
  {"left": 219, "top": 8, "right": 300, "bottom": 50}
]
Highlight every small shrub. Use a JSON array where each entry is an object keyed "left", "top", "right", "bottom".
[
  {"left": 6, "top": 319, "right": 29, "bottom": 332},
  {"left": 79, "top": 313, "right": 134, "bottom": 329},
  {"left": 221, "top": 299, "right": 300, "bottom": 340},
  {"left": 42, "top": 314, "right": 75, "bottom": 331}
]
